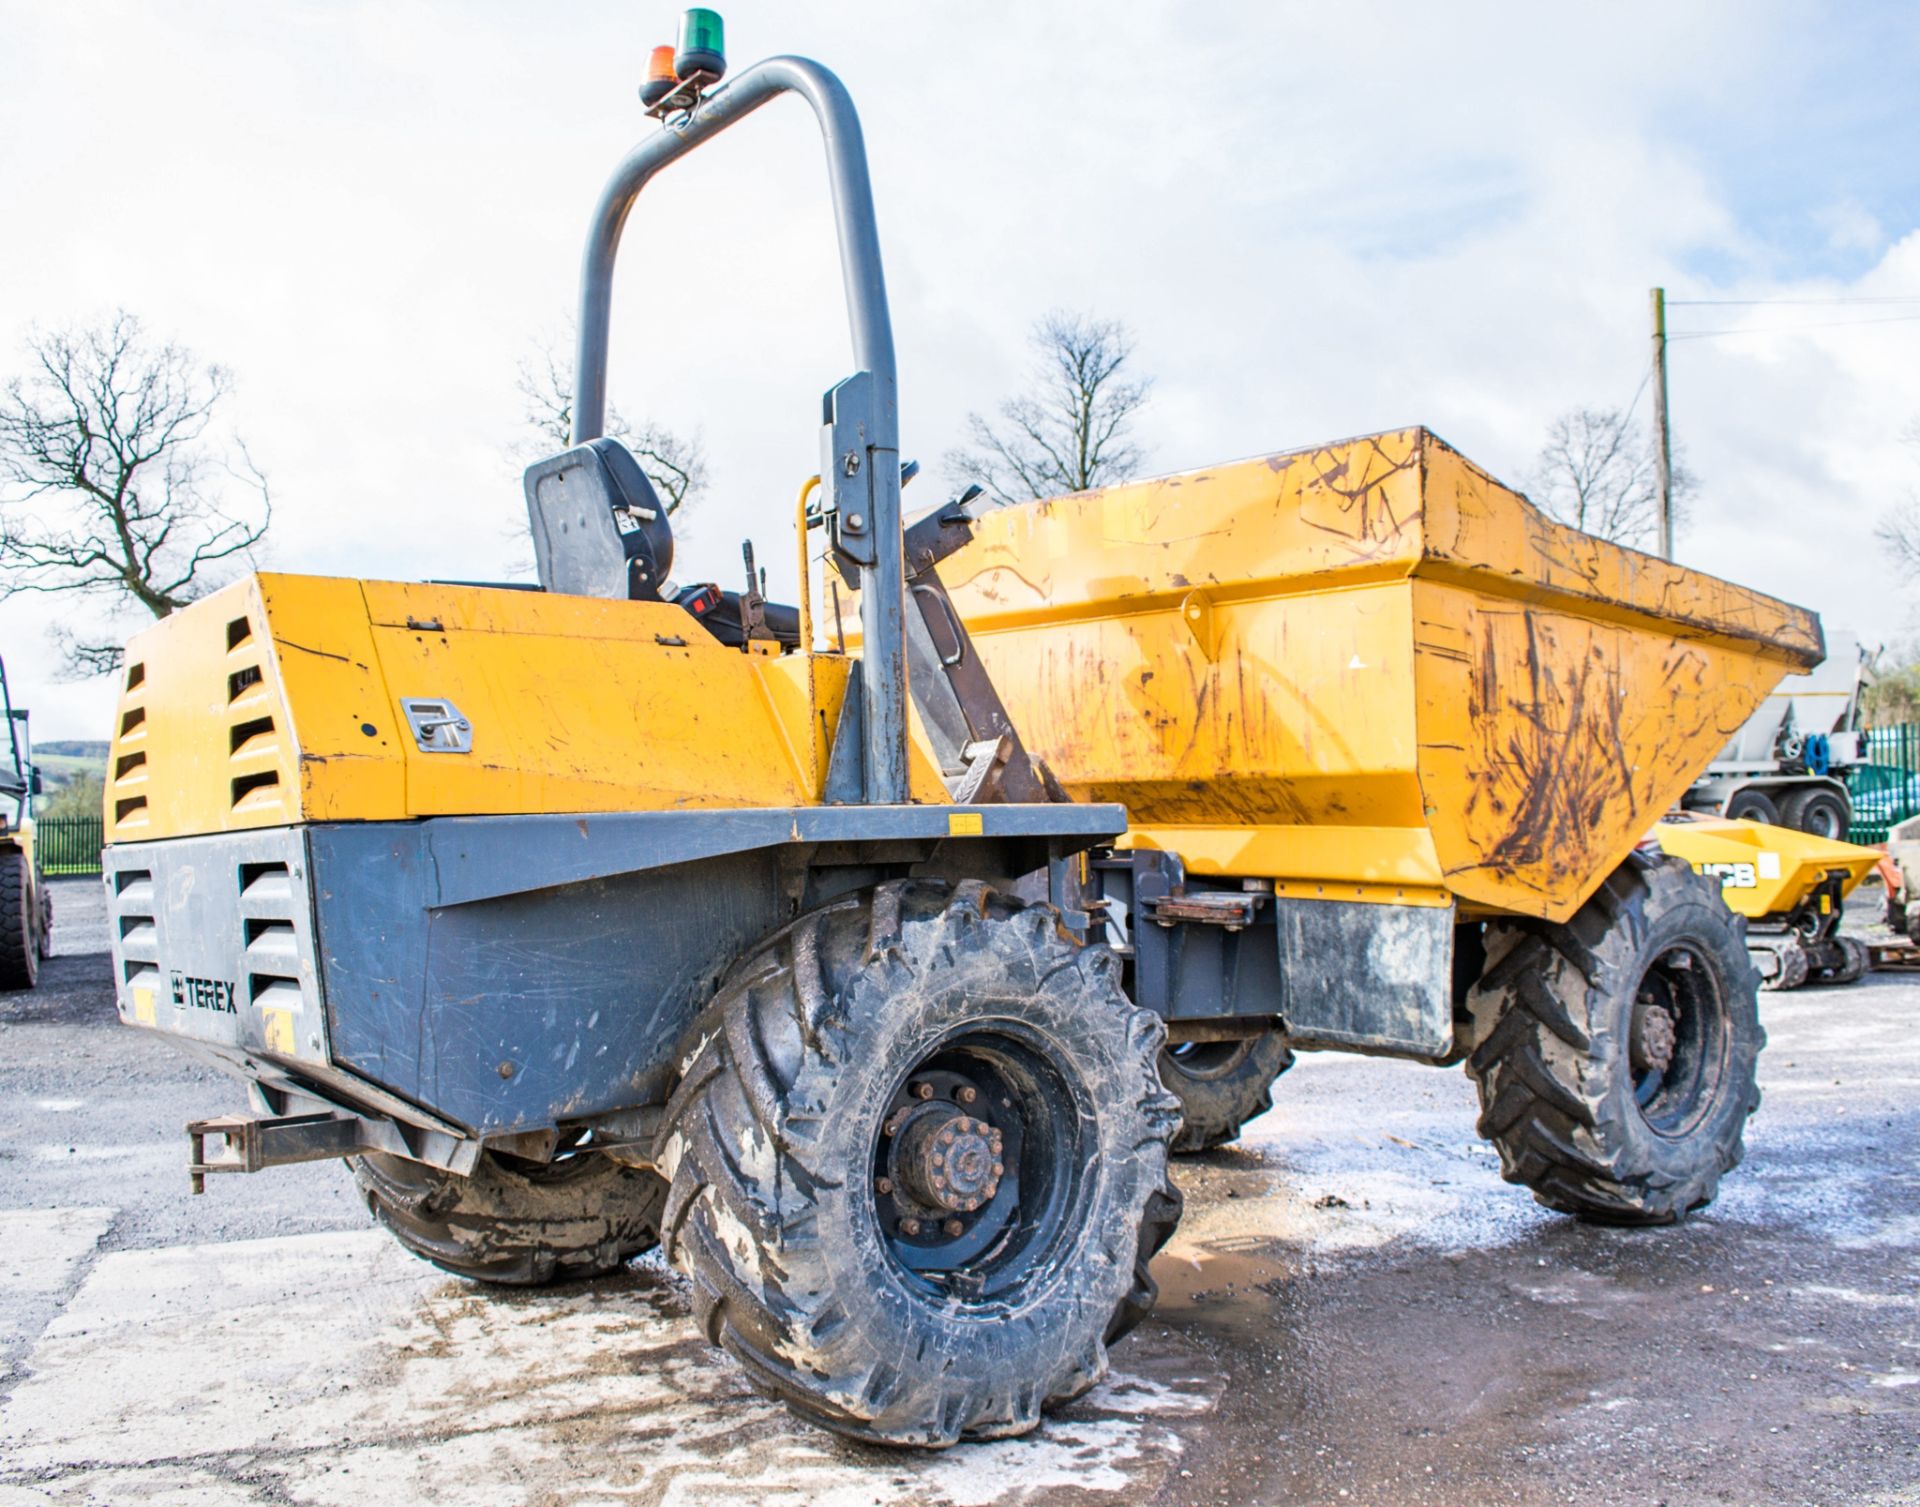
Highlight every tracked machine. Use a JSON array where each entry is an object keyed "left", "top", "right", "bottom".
[{"left": 106, "top": 13, "right": 1825, "bottom": 1447}]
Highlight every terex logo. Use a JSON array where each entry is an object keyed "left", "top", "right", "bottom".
[{"left": 171, "top": 972, "right": 238, "bottom": 1014}]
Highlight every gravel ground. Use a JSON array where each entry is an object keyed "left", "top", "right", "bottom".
[{"left": 0, "top": 875, "right": 1914, "bottom": 1506}]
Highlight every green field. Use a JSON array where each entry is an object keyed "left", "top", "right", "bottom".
[{"left": 33, "top": 752, "right": 106, "bottom": 789}]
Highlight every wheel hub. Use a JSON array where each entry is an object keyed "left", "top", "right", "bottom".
[
  {"left": 1630, "top": 995, "right": 1677, "bottom": 1078},
  {"left": 896, "top": 1109, "right": 1004, "bottom": 1212}
]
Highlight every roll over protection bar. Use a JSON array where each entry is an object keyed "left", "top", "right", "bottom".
[{"left": 570, "top": 57, "right": 908, "bottom": 804}]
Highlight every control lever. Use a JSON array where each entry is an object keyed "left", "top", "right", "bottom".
[{"left": 738, "top": 540, "right": 774, "bottom": 643}]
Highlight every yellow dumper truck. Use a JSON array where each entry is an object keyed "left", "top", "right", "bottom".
[
  {"left": 1654, "top": 814, "right": 1880, "bottom": 988},
  {"left": 102, "top": 22, "right": 1821, "bottom": 1448}
]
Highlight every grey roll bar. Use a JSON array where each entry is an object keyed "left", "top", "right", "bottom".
[{"left": 570, "top": 56, "right": 907, "bottom": 806}]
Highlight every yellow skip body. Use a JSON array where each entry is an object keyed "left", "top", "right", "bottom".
[{"left": 926, "top": 427, "right": 1822, "bottom": 924}]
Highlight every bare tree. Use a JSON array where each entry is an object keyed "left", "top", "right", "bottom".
[
  {"left": 1872, "top": 419, "right": 1920, "bottom": 578},
  {"left": 945, "top": 311, "right": 1152, "bottom": 505},
  {"left": 1528, "top": 406, "right": 1695, "bottom": 552},
  {"left": 1861, "top": 638, "right": 1920, "bottom": 725},
  {"left": 515, "top": 342, "right": 706, "bottom": 516},
  {"left": 0, "top": 313, "right": 270, "bottom": 675}
]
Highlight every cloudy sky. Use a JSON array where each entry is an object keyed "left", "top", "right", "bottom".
[{"left": 2, "top": 1, "right": 1917, "bottom": 739}]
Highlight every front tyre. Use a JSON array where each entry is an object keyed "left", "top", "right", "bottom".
[
  {"left": 657, "top": 879, "right": 1182, "bottom": 1447},
  {"left": 1464, "top": 853, "right": 1763, "bottom": 1225},
  {"left": 0, "top": 849, "right": 39, "bottom": 990}
]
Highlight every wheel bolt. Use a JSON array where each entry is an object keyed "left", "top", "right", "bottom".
[
  {"left": 991, "top": 1163, "right": 1003, "bottom": 1177},
  {"left": 900, "top": 1218, "right": 921, "bottom": 1236},
  {"left": 941, "top": 1129, "right": 955, "bottom": 1145},
  {"left": 875, "top": 1177, "right": 893, "bottom": 1195},
  {"left": 958, "top": 1086, "right": 977, "bottom": 1104},
  {"left": 944, "top": 1218, "right": 964, "bottom": 1237},
  {"left": 965, "top": 1198, "right": 981, "bottom": 1212},
  {"left": 915, "top": 1082, "right": 935, "bottom": 1100}
]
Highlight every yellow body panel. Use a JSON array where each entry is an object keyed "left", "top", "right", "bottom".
[
  {"left": 1653, "top": 816, "right": 1879, "bottom": 921},
  {"left": 108, "top": 573, "right": 944, "bottom": 842},
  {"left": 926, "top": 428, "right": 1822, "bottom": 924}
]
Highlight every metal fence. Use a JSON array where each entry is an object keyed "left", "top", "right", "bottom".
[
  {"left": 1849, "top": 724, "right": 1920, "bottom": 845},
  {"left": 35, "top": 815, "right": 103, "bottom": 875}
]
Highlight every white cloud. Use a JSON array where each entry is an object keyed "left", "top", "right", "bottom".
[{"left": 1, "top": 0, "right": 1915, "bottom": 737}]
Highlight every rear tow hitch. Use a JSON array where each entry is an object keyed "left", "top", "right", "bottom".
[{"left": 186, "top": 1112, "right": 373, "bottom": 1193}]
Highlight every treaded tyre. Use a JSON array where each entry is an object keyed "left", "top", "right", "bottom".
[
  {"left": 1464, "top": 852, "right": 1763, "bottom": 1225},
  {"left": 1725, "top": 789, "right": 1779, "bottom": 825},
  {"left": 1782, "top": 786, "right": 1849, "bottom": 840},
  {"left": 1160, "top": 1031, "right": 1294, "bottom": 1153},
  {"left": 657, "top": 878, "right": 1182, "bottom": 1447},
  {"left": 0, "top": 848, "right": 39, "bottom": 990},
  {"left": 352, "top": 1143, "right": 666, "bottom": 1284}
]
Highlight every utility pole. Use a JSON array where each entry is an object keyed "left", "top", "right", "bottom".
[{"left": 1650, "top": 286, "right": 1674, "bottom": 561}]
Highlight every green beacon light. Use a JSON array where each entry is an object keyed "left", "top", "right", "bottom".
[{"left": 675, "top": 9, "right": 726, "bottom": 82}]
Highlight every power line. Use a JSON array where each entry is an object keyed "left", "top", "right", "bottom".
[
  {"left": 1669, "top": 312, "right": 1920, "bottom": 340},
  {"left": 1669, "top": 295, "right": 1920, "bottom": 307},
  {"left": 1620, "top": 363, "right": 1653, "bottom": 425}
]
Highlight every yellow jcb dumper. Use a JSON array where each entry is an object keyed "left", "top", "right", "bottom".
[{"left": 1653, "top": 814, "right": 1879, "bottom": 988}]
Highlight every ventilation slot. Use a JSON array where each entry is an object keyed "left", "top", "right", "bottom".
[
  {"left": 226, "top": 616, "right": 254, "bottom": 651},
  {"left": 229, "top": 716, "right": 276, "bottom": 756},
  {"left": 243, "top": 917, "right": 300, "bottom": 979},
  {"left": 227, "top": 665, "right": 264, "bottom": 704},
  {"left": 125, "top": 662, "right": 146, "bottom": 692},
  {"left": 120, "top": 705, "right": 146, "bottom": 736},
  {"left": 230, "top": 770, "right": 281, "bottom": 811},
  {"left": 115, "top": 750, "right": 147, "bottom": 781},
  {"left": 117, "top": 916, "right": 159, "bottom": 960},
  {"left": 239, "top": 861, "right": 294, "bottom": 906},
  {"left": 114, "top": 796, "right": 149, "bottom": 827}
]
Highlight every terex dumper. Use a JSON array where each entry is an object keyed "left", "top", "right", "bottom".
[{"left": 102, "top": 22, "right": 1822, "bottom": 1448}]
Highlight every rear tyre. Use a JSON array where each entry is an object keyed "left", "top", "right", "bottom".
[
  {"left": 1783, "top": 787, "right": 1850, "bottom": 840},
  {"left": 1464, "top": 853, "right": 1764, "bottom": 1225},
  {"left": 657, "top": 879, "right": 1182, "bottom": 1447},
  {"left": 352, "top": 1143, "right": 665, "bottom": 1284},
  {"left": 0, "top": 848, "right": 39, "bottom": 990},
  {"left": 1159, "top": 1031, "right": 1294, "bottom": 1153},
  {"left": 1725, "top": 789, "right": 1780, "bottom": 825}
]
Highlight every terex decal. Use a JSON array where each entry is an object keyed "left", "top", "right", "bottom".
[{"left": 171, "top": 972, "right": 239, "bottom": 1014}]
